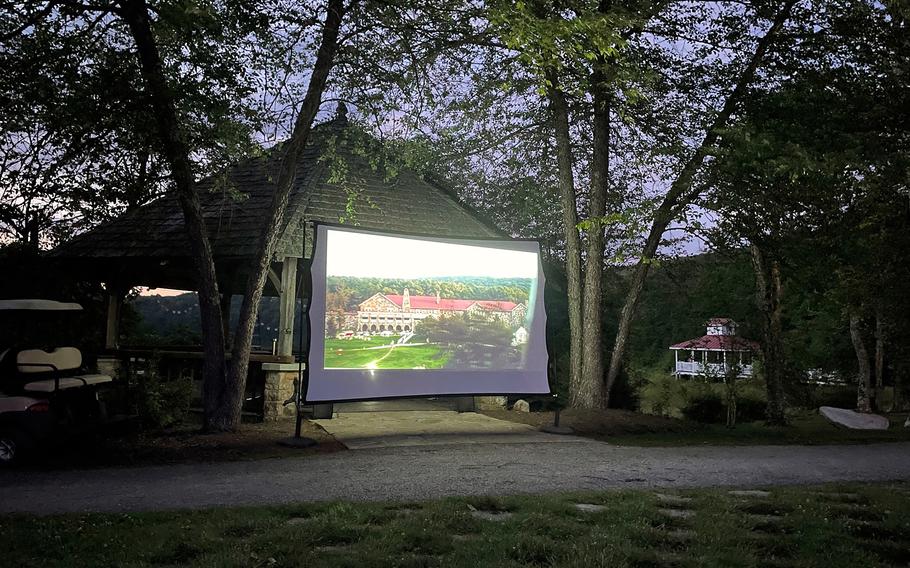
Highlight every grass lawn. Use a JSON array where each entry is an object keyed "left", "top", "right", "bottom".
[
  {"left": 325, "top": 343, "right": 450, "bottom": 369},
  {"left": 608, "top": 412, "right": 910, "bottom": 446},
  {"left": 325, "top": 337, "right": 394, "bottom": 350},
  {"left": 4, "top": 482, "right": 910, "bottom": 567},
  {"left": 483, "top": 408, "right": 910, "bottom": 447}
]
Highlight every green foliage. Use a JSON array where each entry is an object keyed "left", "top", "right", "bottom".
[
  {"left": 811, "top": 386, "right": 859, "bottom": 410},
  {"left": 490, "top": 0, "right": 627, "bottom": 94},
  {"left": 132, "top": 359, "right": 193, "bottom": 430},
  {"left": 612, "top": 251, "right": 761, "bottom": 370},
  {"left": 679, "top": 380, "right": 768, "bottom": 425},
  {"left": 680, "top": 388, "right": 725, "bottom": 424},
  {"left": 637, "top": 371, "right": 769, "bottom": 425},
  {"left": 636, "top": 371, "right": 686, "bottom": 418},
  {"left": 0, "top": 0, "right": 291, "bottom": 247},
  {"left": 416, "top": 313, "right": 519, "bottom": 369}
]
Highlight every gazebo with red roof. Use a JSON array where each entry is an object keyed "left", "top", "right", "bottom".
[{"left": 669, "top": 318, "right": 759, "bottom": 380}]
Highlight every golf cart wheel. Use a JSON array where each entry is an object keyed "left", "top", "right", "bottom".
[{"left": 0, "top": 430, "right": 21, "bottom": 467}]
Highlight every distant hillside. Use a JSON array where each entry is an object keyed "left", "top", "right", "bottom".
[
  {"left": 125, "top": 294, "right": 301, "bottom": 352},
  {"left": 327, "top": 275, "right": 533, "bottom": 312},
  {"left": 606, "top": 250, "right": 852, "bottom": 375}
]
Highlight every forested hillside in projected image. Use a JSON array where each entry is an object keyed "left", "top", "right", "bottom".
[
  {"left": 326, "top": 275, "right": 532, "bottom": 311},
  {"left": 323, "top": 275, "right": 534, "bottom": 371}
]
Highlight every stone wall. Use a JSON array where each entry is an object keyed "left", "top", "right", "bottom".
[
  {"left": 262, "top": 363, "right": 301, "bottom": 421},
  {"left": 96, "top": 356, "right": 122, "bottom": 378}
]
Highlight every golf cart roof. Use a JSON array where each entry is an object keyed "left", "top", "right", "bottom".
[{"left": 0, "top": 299, "right": 83, "bottom": 311}]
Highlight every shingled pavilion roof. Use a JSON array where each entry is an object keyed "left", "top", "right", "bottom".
[{"left": 51, "top": 112, "right": 500, "bottom": 292}]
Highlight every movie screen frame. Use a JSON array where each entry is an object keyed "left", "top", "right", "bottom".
[{"left": 305, "top": 224, "right": 550, "bottom": 402}]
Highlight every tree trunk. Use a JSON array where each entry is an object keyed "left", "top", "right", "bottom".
[
  {"left": 751, "top": 244, "right": 787, "bottom": 425},
  {"left": 577, "top": 64, "right": 610, "bottom": 409},
  {"left": 603, "top": 0, "right": 797, "bottom": 404},
  {"left": 210, "top": 0, "right": 346, "bottom": 431},
  {"left": 873, "top": 304, "right": 886, "bottom": 411},
  {"left": 850, "top": 312, "right": 873, "bottom": 413},
  {"left": 545, "top": 73, "right": 584, "bottom": 403},
  {"left": 119, "top": 0, "right": 227, "bottom": 427},
  {"left": 725, "top": 367, "right": 738, "bottom": 429}
]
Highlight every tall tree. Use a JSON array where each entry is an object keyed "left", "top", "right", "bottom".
[
  {"left": 122, "top": 0, "right": 346, "bottom": 430},
  {"left": 220, "top": 0, "right": 346, "bottom": 430},
  {"left": 118, "top": 0, "right": 231, "bottom": 427}
]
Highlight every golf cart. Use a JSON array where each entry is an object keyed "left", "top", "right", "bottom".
[{"left": 0, "top": 299, "right": 118, "bottom": 466}]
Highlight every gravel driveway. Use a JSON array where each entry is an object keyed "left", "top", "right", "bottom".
[{"left": 2, "top": 440, "right": 909, "bottom": 514}]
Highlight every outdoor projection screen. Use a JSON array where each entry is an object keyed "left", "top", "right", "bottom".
[{"left": 306, "top": 224, "right": 550, "bottom": 402}]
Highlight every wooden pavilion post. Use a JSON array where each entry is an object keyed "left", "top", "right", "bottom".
[
  {"left": 277, "top": 256, "right": 299, "bottom": 358},
  {"left": 104, "top": 288, "right": 124, "bottom": 350},
  {"left": 262, "top": 257, "right": 302, "bottom": 420}
]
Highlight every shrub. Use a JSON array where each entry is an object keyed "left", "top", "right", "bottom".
[
  {"left": 133, "top": 358, "right": 193, "bottom": 430},
  {"left": 734, "top": 379, "right": 769, "bottom": 422},
  {"left": 811, "top": 385, "right": 857, "bottom": 409},
  {"left": 637, "top": 372, "right": 687, "bottom": 417},
  {"left": 609, "top": 365, "right": 641, "bottom": 410},
  {"left": 735, "top": 392, "right": 768, "bottom": 422},
  {"left": 681, "top": 389, "right": 725, "bottom": 423}
]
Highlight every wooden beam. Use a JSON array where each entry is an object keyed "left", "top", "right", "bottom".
[
  {"left": 277, "top": 257, "right": 299, "bottom": 357},
  {"left": 267, "top": 268, "right": 281, "bottom": 296},
  {"left": 104, "top": 291, "right": 123, "bottom": 350}
]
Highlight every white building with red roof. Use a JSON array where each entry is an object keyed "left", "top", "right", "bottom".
[
  {"left": 356, "top": 288, "right": 526, "bottom": 334},
  {"left": 669, "top": 318, "right": 759, "bottom": 379}
]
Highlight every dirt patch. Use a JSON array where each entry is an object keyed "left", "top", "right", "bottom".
[
  {"left": 479, "top": 408, "right": 693, "bottom": 440},
  {"left": 23, "top": 417, "right": 345, "bottom": 470}
]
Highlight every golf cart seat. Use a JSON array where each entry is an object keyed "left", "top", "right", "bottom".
[{"left": 15, "top": 347, "right": 113, "bottom": 393}]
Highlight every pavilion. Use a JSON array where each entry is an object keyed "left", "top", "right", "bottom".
[
  {"left": 50, "top": 106, "right": 502, "bottom": 419},
  {"left": 669, "top": 318, "right": 759, "bottom": 380}
]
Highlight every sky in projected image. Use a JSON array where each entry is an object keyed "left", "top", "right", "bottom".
[{"left": 326, "top": 230, "right": 538, "bottom": 279}]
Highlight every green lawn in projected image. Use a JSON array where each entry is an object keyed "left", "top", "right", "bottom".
[{"left": 324, "top": 338, "right": 451, "bottom": 369}]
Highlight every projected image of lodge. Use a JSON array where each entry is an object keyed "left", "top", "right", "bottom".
[
  {"left": 309, "top": 225, "right": 549, "bottom": 401},
  {"left": 326, "top": 284, "right": 531, "bottom": 370},
  {"left": 319, "top": 228, "right": 539, "bottom": 371}
]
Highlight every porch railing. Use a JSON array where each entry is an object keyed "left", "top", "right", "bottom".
[{"left": 675, "top": 361, "right": 753, "bottom": 378}]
